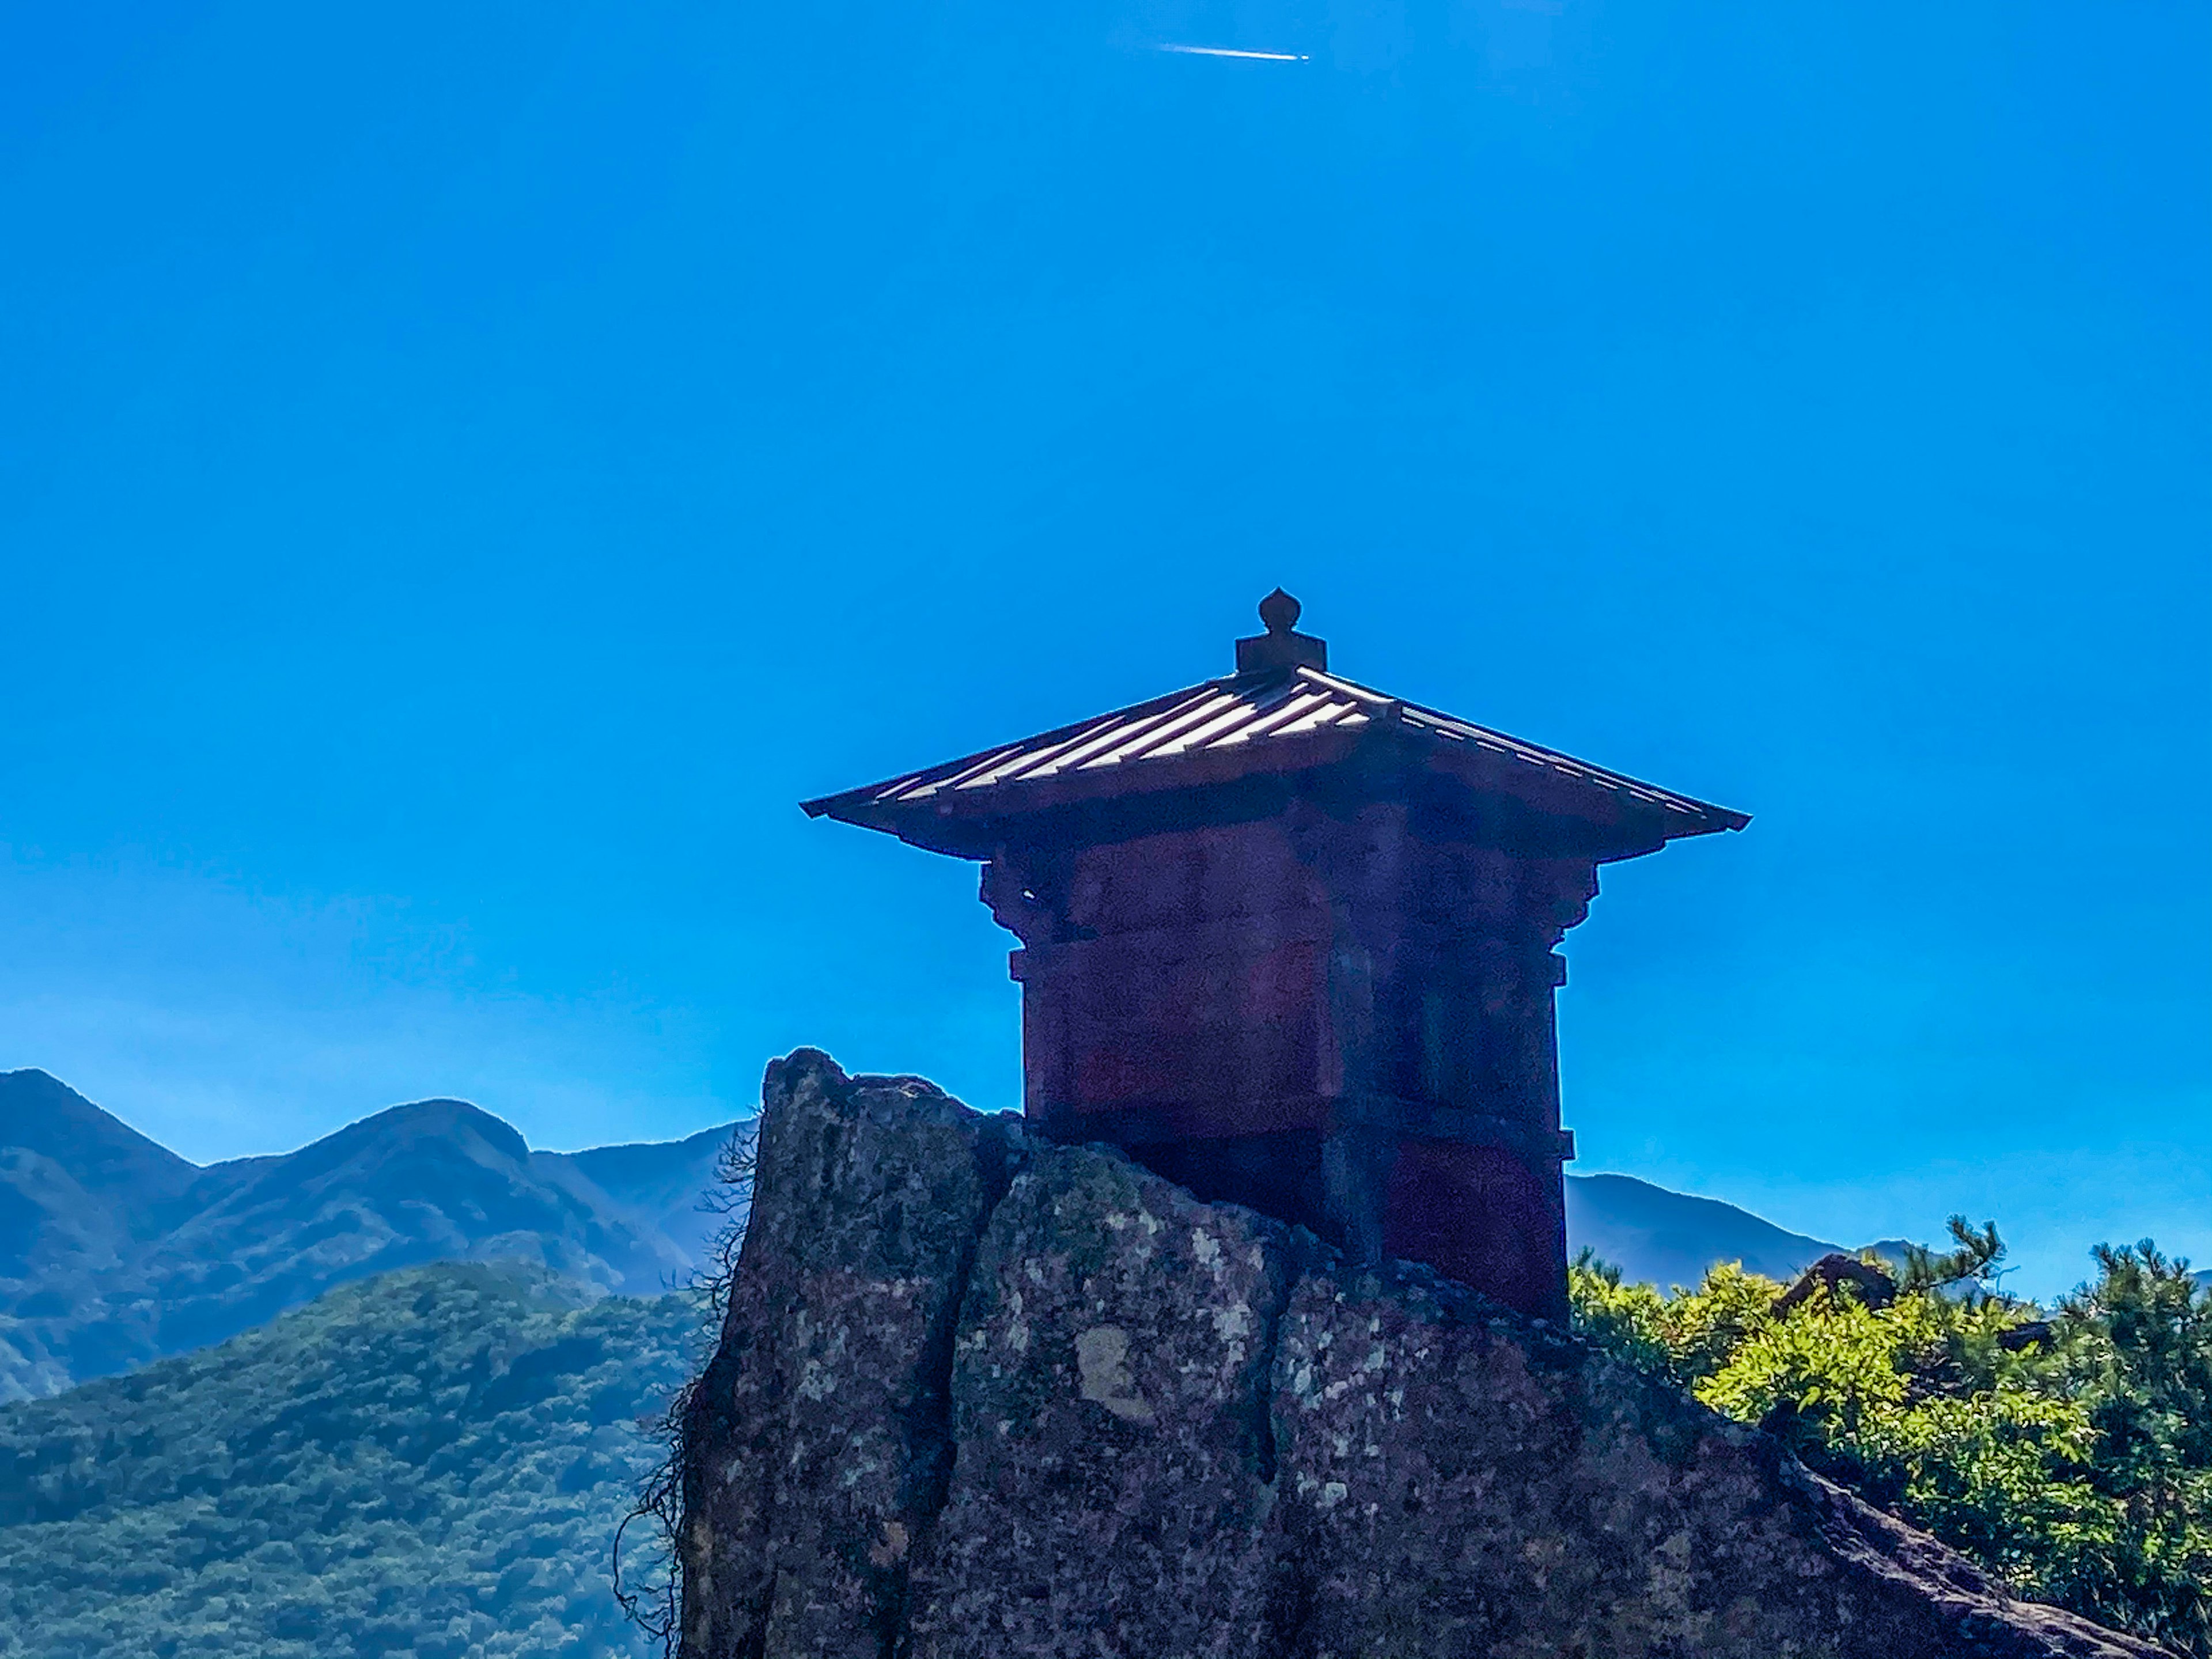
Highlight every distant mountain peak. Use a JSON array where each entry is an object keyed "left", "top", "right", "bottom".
[
  {"left": 0, "top": 1068, "right": 196, "bottom": 1199},
  {"left": 331, "top": 1097, "right": 532, "bottom": 1166},
  {"left": 1564, "top": 1171, "right": 1841, "bottom": 1291},
  {"left": 0, "top": 1070, "right": 736, "bottom": 1402}
]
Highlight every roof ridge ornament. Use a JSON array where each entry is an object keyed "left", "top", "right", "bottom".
[{"left": 1236, "top": 587, "right": 1329, "bottom": 675}]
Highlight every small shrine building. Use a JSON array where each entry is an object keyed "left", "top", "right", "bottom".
[{"left": 803, "top": 591, "right": 1747, "bottom": 1320}]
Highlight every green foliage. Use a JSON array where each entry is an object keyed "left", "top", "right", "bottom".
[
  {"left": 0, "top": 1263, "right": 700, "bottom": 1659},
  {"left": 1571, "top": 1228, "right": 2212, "bottom": 1657},
  {"left": 1566, "top": 1249, "right": 1671, "bottom": 1376},
  {"left": 2048, "top": 1244, "right": 2212, "bottom": 1653}
]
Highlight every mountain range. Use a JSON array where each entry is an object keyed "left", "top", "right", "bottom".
[
  {"left": 0, "top": 1066, "right": 1847, "bottom": 1400},
  {"left": 0, "top": 1068, "right": 737, "bottom": 1402}
]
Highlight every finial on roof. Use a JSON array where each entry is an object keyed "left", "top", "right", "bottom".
[{"left": 1236, "top": 586, "right": 1327, "bottom": 675}]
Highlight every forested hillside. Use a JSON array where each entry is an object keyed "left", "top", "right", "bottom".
[{"left": 0, "top": 1264, "right": 698, "bottom": 1659}]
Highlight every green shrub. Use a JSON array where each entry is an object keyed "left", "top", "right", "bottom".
[{"left": 1571, "top": 1226, "right": 2212, "bottom": 1657}]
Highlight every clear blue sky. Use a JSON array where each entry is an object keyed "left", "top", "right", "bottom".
[{"left": 1, "top": 1, "right": 2203, "bottom": 1298}]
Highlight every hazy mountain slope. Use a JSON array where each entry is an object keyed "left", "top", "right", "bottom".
[
  {"left": 0, "top": 1262, "right": 695, "bottom": 1659},
  {"left": 539, "top": 1120, "right": 743, "bottom": 1270},
  {"left": 134, "top": 1099, "right": 694, "bottom": 1356},
  {"left": 0, "top": 1074, "right": 737, "bottom": 1401},
  {"left": 1564, "top": 1171, "right": 1841, "bottom": 1290},
  {"left": 0, "top": 1070, "right": 200, "bottom": 1311},
  {"left": 0, "top": 1069, "right": 195, "bottom": 1210}
]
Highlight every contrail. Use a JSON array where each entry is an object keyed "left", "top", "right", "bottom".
[{"left": 1157, "top": 44, "right": 1310, "bottom": 62}]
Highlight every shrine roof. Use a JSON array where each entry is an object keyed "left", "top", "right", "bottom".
[{"left": 802, "top": 592, "right": 1749, "bottom": 858}]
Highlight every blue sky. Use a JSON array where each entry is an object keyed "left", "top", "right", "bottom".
[{"left": 1, "top": 1, "right": 2203, "bottom": 1298}]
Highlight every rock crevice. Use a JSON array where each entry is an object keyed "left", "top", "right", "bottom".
[
  {"left": 1249, "top": 1231, "right": 1300, "bottom": 1491},
  {"left": 677, "top": 1051, "right": 2171, "bottom": 1659},
  {"left": 886, "top": 1088, "right": 1025, "bottom": 1659}
]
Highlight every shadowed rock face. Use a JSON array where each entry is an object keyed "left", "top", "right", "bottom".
[{"left": 678, "top": 1050, "right": 2170, "bottom": 1659}]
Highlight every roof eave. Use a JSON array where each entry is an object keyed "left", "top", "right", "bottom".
[{"left": 798, "top": 668, "right": 1751, "bottom": 853}]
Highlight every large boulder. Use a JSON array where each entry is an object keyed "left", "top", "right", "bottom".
[
  {"left": 675, "top": 1052, "right": 1022, "bottom": 1659},
  {"left": 677, "top": 1051, "right": 2171, "bottom": 1659},
  {"left": 906, "top": 1139, "right": 1291, "bottom": 1656}
]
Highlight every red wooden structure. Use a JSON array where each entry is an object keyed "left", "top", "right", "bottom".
[{"left": 804, "top": 592, "right": 1747, "bottom": 1319}]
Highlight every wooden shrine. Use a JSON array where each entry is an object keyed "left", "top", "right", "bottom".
[{"left": 803, "top": 591, "right": 1747, "bottom": 1319}]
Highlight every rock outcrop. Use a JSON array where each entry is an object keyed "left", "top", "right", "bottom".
[{"left": 676, "top": 1051, "right": 2171, "bottom": 1659}]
